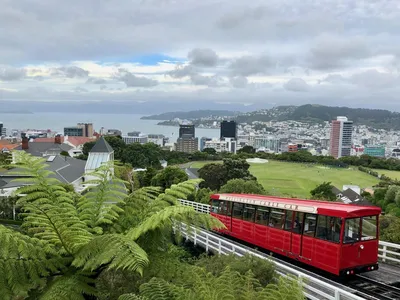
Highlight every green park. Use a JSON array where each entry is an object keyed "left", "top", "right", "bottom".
[{"left": 190, "top": 160, "right": 383, "bottom": 198}]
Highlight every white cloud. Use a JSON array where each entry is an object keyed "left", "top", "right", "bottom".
[{"left": 1, "top": 0, "right": 400, "bottom": 111}]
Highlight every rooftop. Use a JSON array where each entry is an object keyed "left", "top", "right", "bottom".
[{"left": 90, "top": 136, "right": 113, "bottom": 153}]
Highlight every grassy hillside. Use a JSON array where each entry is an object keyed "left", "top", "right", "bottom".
[{"left": 190, "top": 160, "right": 380, "bottom": 198}]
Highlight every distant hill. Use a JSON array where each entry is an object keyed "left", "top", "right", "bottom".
[
  {"left": 235, "top": 104, "right": 400, "bottom": 130},
  {"left": 141, "top": 110, "right": 239, "bottom": 120}
]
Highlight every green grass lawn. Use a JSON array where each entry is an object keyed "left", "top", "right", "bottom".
[
  {"left": 190, "top": 160, "right": 379, "bottom": 198},
  {"left": 374, "top": 169, "right": 400, "bottom": 180},
  {"left": 250, "top": 161, "right": 379, "bottom": 198}
]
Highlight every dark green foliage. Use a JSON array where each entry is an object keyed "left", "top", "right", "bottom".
[
  {"left": 198, "top": 158, "right": 256, "bottom": 190},
  {"left": 136, "top": 167, "right": 158, "bottom": 187},
  {"left": 202, "top": 148, "right": 217, "bottom": 155},
  {"left": 310, "top": 182, "right": 336, "bottom": 201},
  {"left": 151, "top": 166, "right": 189, "bottom": 190},
  {"left": 238, "top": 145, "right": 255, "bottom": 154},
  {"left": 220, "top": 178, "right": 266, "bottom": 195},
  {"left": 193, "top": 253, "right": 276, "bottom": 286},
  {"left": 60, "top": 151, "right": 70, "bottom": 157}
]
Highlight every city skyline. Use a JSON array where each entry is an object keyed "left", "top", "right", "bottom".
[{"left": 1, "top": 1, "right": 400, "bottom": 111}]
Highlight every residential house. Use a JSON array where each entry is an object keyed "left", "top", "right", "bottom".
[{"left": 331, "top": 185, "right": 374, "bottom": 206}]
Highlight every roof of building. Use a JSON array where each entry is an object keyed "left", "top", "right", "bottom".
[
  {"left": 33, "top": 137, "right": 65, "bottom": 143},
  {"left": 66, "top": 137, "right": 95, "bottom": 147},
  {"left": 0, "top": 155, "right": 86, "bottom": 189},
  {"left": 90, "top": 136, "right": 113, "bottom": 153},
  {"left": 15, "top": 142, "right": 73, "bottom": 156},
  {"left": 331, "top": 186, "right": 342, "bottom": 196},
  {"left": 212, "top": 193, "right": 381, "bottom": 218}
]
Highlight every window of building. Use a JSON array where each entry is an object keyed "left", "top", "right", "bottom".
[
  {"left": 255, "top": 207, "right": 270, "bottom": 226},
  {"left": 293, "top": 212, "right": 304, "bottom": 234},
  {"left": 303, "top": 214, "right": 317, "bottom": 237},
  {"left": 232, "top": 202, "right": 244, "bottom": 219},
  {"left": 269, "top": 208, "right": 285, "bottom": 228},
  {"left": 361, "top": 215, "right": 378, "bottom": 241},
  {"left": 315, "top": 215, "right": 341, "bottom": 243},
  {"left": 243, "top": 205, "right": 256, "bottom": 222},
  {"left": 344, "top": 218, "right": 360, "bottom": 244},
  {"left": 284, "top": 210, "right": 294, "bottom": 231}
]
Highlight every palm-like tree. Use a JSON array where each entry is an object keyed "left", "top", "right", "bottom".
[{"left": 0, "top": 152, "right": 222, "bottom": 299}]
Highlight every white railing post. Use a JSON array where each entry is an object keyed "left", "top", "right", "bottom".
[
  {"left": 205, "top": 234, "right": 209, "bottom": 252},
  {"left": 194, "top": 229, "right": 197, "bottom": 245},
  {"left": 382, "top": 245, "right": 387, "bottom": 263},
  {"left": 218, "top": 239, "right": 222, "bottom": 254}
]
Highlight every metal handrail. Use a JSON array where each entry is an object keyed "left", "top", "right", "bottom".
[
  {"left": 177, "top": 199, "right": 400, "bottom": 265},
  {"left": 174, "top": 223, "right": 364, "bottom": 300}
]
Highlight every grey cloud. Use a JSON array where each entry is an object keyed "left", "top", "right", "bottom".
[
  {"left": 190, "top": 74, "right": 224, "bottom": 87},
  {"left": 318, "top": 74, "right": 348, "bottom": 85},
  {"left": 349, "top": 70, "right": 399, "bottom": 89},
  {"left": 86, "top": 77, "right": 108, "bottom": 84},
  {"left": 188, "top": 48, "right": 219, "bottom": 67},
  {"left": 308, "top": 34, "right": 371, "bottom": 70},
  {"left": 168, "top": 65, "right": 195, "bottom": 78},
  {"left": 284, "top": 78, "right": 310, "bottom": 92},
  {"left": 74, "top": 87, "right": 89, "bottom": 93},
  {"left": 100, "top": 84, "right": 108, "bottom": 90},
  {"left": 229, "top": 55, "right": 274, "bottom": 76},
  {"left": 32, "top": 75, "right": 45, "bottom": 81},
  {"left": 116, "top": 69, "right": 158, "bottom": 87},
  {"left": 230, "top": 76, "right": 248, "bottom": 88},
  {"left": 0, "top": 66, "right": 26, "bottom": 81},
  {"left": 52, "top": 66, "right": 89, "bottom": 78}
]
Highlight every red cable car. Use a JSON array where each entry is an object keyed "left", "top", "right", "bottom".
[{"left": 210, "top": 193, "right": 381, "bottom": 276}]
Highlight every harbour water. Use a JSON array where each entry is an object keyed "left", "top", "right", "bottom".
[{"left": 0, "top": 112, "right": 220, "bottom": 142}]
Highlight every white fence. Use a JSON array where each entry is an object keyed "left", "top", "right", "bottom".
[
  {"left": 175, "top": 223, "right": 363, "bottom": 300},
  {"left": 177, "top": 199, "right": 400, "bottom": 265}
]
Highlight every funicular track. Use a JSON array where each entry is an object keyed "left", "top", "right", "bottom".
[{"left": 345, "top": 275, "right": 400, "bottom": 300}]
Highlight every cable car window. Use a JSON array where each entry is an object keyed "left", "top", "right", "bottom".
[
  {"left": 232, "top": 202, "right": 244, "bottom": 219},
  {"left": 293, "top": 212, "right": 304, "bottom": 234},
  {"left": 219, "top": 201, "right": 231, "bottom": 216},
  {"left": 284, "top": 210, "right": 294, "bottom": 231},
  {"left": 316, "top": 215, "right": 341, "bottom": 243},
  {"left": 243, "top": 205, "right": 256, "bottom": 222},
  {"left": 361, "top": 215, "right": 378, "bottom": 241},
  {"left": 269, "top": 208, "right": 285, "bottom": 228},
  {"left": 255, "top": 207, "right": 270, "bottom": 226},
  {"left": 303, "top": 214, "right": 317, "bottom": 237},
  {"left": 344, "top": 218, "right": 361, "bottom": 244},
  {"left": 211, "top": 200, "right": 222, "bottom": 213}
]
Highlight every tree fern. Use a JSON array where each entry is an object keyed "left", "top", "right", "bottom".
[
  {"left": 259, "top": 275, "right": 305, "bottom": 300},
  {"left": 39, "top": 273, "right": 96, "bottom": 300},
  {"left": 72, "top": 234, "right": 149, "bottom": 275},
  {"left": 0, "top": 225, "right": 65, "bottom": 299},
  {"left": 78, "top": 162, "right": 128, "bottom": 234},
  {"left": 12, "top": 152, "right": 92, "bottom": 255},
  {"left": 139, "top": 277, "right": 176, "bottom": 300},
  {"left": 118, "top": 294, "right": 148, "bottom": 300}
]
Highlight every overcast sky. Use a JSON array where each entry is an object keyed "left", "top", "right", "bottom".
[{"left": 1, "top": 0, "right": 400, "bottom": 112}]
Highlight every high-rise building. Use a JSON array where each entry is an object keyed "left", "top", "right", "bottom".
[
  {"left": 179, "top": 124, "right": 195, "bottom": 138},
  {"left": 200, "top": 137, "right": 212, "bottom": 151},
  {"left": 176, "top": 124, "right": 198, "bottom": 153},
  {"left": 329, "top": 117, "right": 353, "bottom": 158},
  {"left": 77, "top": 123, "right": 94, "bottom": 138},
  {"left": 0, "top": 122, "right": 4, "bottom": 137},
  {"left": 220, "top": 121, "right": 237, "bottom": 140}
]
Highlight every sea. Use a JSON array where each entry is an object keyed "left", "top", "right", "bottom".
[{"left": 0, "top": 112, "right": 220, "bottom": 143}]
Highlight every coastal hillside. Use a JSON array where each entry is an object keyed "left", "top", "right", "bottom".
[{"left": 141, "top": 110, "right": 239, "bottom": 120}]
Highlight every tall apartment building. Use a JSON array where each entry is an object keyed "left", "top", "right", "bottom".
[
  {"left": 220, "top": 120, "right": 237, "bottom": 140},
  {"left": 176, "top": 124, "right": 198, "bottom": 153},
  {"left": 329, "top": 116, "right": 353, "bottom": 158},
  {"left": 64, "top": 123, "right": 94, "bottom": 137},
  {"left": 77, "top": 123, "right": 94, "bottom": 138},
  {"left": 0, "top": 122, "right": 6, "bottom": 137}
]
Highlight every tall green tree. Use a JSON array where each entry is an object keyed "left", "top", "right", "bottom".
[
  {"left": 151, "top": 166, "right": 189, "bottom": 190},
  {"left": 220, "top": 179, "right": 266, "bottom": 195},
  {"left": 310, "top": 182, "right": 336, "bottom": 201},
  {"left": 0, "top": 152, "right": 222, "bottom": 299}
]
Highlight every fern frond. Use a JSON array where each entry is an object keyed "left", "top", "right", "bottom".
[
  {"left": 12, "top": 152, "right": 92, "bottom": 255},
  {"left": 0, "top": 225, "right": 66, "bottom": 299},
  {"left": 139, "top": 277, "right": 176, "bottom": 300},
  {"left": 39, "top": 273, "right": 97, "bottom": 300},
  {"left": 112, "top": 187, "right": 162, "bottom": 233},
  {"left": 78, "top": 162, "right": 128, "bottom": 233},
  {"left": 72, "top": 234, "right": 148, "bottom": 275},
  {"left": 118, "top": 294, "right": 148, "bottom": 300},
  {"left": 259, "top": 275, "right": 305, "bottom": 300}
]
